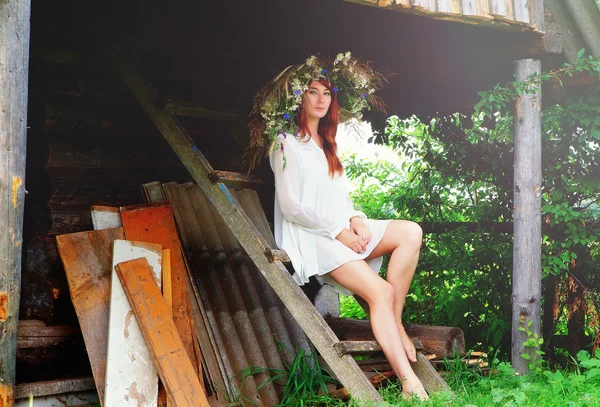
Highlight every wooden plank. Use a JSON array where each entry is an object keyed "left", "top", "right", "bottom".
[
  {"left": 461, "top": 0, "right": 477, "bottom": 14},
  {"left": 264, "top": 248, "right": 291, "bottom": 264},
  {"left": 115, "top": 258, "right": 209, "bottom": 407},
  {"left": 326, "top": 317, "right": 465, "bottom": 357},
  {"left": 511, "top": 59, "right": 542, "bottom": 374},
  {"left": 489, "top": 0, "right": 507, "bottom": 16},
  {"left": 17, "top": 320, "right": 79, "bottom": 349},
  {"left": 164, "top": 99, "right": 242, "bottom": 122},
  {"left": 91, "top": 205, "right": 122, "bottom": 230},
  {"left": 142, "top": 181, "right": 166, "bottom": 203},
  {"left": 55, "top": 227, "right": 125, "bottom": 405},
  {"left": 120, "top": 203, "right": 200, "bottom": 376},
  {"left": 334, "top": 339, "right": 424, "bottom": 356},
  {"left": 0, "top": 0, "right": 31, "bottom": 403},
  {"left": 104, "top": 240, "right": 162, "bottom": 407},
  {"left": 411, "top": 0, "right": 436, "bottom": 11},
  {"left": 112, "top": 48, "right": 383, "bottom": 405},
  {"left": 209, "top": 170, "right": 265, "bottom": 189},
  {"left": 411, "top": 352, "right": 452, "bottom": 394},
  {"left": 476, "top": 0, "right": 490, "bottom": 15},
  {"left": 14, "top": 391, "right": 99, "bottom": 407},
  {"left": 436, "top": 0, "right": 453, "bottom": 13},
  {"left": 513, "top": 0, "right": 530, "bottom": 23},
  {"left": 15, "top": 377, "right": 95, "bottom": 399}
]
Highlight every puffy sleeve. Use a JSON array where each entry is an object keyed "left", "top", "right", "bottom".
[{"left": 269, "top": 135, "right": 344, "bottom": 239}]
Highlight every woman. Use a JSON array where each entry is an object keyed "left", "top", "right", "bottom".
[{"left": 249, "top": 53, "right": 427, "bottom": 400}]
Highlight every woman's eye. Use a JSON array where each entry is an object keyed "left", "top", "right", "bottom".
[{"left": 324, "top": 92, "right": 331, "bottom": 96}]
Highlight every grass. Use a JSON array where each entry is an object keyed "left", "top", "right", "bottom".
[{"left": 263, "top": 349, "right": 600, "bottom": 407}]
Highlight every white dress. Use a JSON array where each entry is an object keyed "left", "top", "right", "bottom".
[{"left": 269, "top": 133, "right": 390, "bottom": 295}]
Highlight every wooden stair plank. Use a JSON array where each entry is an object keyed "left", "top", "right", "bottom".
[
  {"left": 112, "top": 48, "right": 383, "bottom": 405},
  {"left": 104, "top": 240, "right": 162, "bottom": 407},
  {"left": 55, "top": 227, "right": 124, "bottom": 405},
  {"left": 115, "top": 258, "right": 208, "bottom": 407}
]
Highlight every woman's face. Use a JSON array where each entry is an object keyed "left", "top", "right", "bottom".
[{"left": 303, "top": 81, "right": 332, "bottom": 121}]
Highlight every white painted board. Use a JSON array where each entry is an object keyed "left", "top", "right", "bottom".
[
  {"left": 104, "top": 240, "right": 162, "bottom": 407},
  {"left": 91, "top": 205, "right": 122, "bottom": 230}
]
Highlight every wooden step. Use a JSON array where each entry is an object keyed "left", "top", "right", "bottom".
[
  {"left": 334, "top": 339, "right": 424, "bottom": 357},
  {"left": 209, "top": 170, "right": 265, "bottom": 189}
]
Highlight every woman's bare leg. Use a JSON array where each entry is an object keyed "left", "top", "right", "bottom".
[
  {"left": 327, "top": 260, "right": 427, "bottom": 399},
  {"left": 366, "top": 220, "right": 423, "bottom": 363}
]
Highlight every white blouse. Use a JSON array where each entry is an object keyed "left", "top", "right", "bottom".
[{"left": 269, "top": 133, "right": 390, "bottom": 294}]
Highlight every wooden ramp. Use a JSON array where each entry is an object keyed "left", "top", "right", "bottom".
[{"left": 112, "top": 48, "right": 453, "bottom": 404}]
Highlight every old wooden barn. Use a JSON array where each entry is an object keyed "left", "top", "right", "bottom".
[{"left": 1, "top": 0, "right": 599, "bottom": 405}]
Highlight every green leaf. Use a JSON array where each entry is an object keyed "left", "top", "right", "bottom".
[{"left": 521, "top": 353, "right": 531, "bottom": 360}]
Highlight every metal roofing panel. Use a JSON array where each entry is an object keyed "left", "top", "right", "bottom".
[{"left": 158, "top": 182, "right": 311, "bottom": 406}]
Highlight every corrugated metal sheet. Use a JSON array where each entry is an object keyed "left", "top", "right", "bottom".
[
  {"left": 547, "top": 0, "right": 600, "bottom": 62},
  {"left": 348, "top": 0, "right": 541, "bottom": 29},
  {"left": 150, "top": 182, "right": 310, "bottom": 406}
]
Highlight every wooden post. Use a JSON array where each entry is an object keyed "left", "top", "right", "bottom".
[
  {"left": 511, "top": 58, "right": 542, "bottom": 374},
  {"left": 0, "top": 0, "right": 31, "bottom": 405}
]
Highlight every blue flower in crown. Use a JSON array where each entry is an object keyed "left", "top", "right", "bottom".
[
  {"left": 333, "top": 87, "right": 339, "bottom": 93},
  {"left": 294, "top": 89, "right": 302, "bottom": 95},
  {"left": 283, "top": 113, "right": 291, "bottom": 119}
]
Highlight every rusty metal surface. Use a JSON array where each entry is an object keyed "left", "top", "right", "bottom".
[{"left": 155, "top": 182, "right": 310, "bottom": 406}]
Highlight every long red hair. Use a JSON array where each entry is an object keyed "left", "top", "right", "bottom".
[{"left": 297, "top": 79, "right": 343, "bottom": 177}]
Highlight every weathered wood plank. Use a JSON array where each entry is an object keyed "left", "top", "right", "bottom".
[
  {"left": 326, "top": 317, "right": 465, "bottom": 357},
  {"left": 477, "top": 0, "right": 490, "bottom": 14},
  {"left": 513, "top": 0, "right": 530, "bottom": 23},
  {"left": 15, "top": 377, "right": 95, "bottom": 399},
  {"left": 91, "top": 205, "right": 122, "bottom": 230},
  {"left": 115, "top": 258, "right": 209, "bottom": 407},
  {"left": 0, "top": 0, "right": 31, "bottom": 402},
  {"left": 411, "top": 0, "right": 436, "bottom": 12},
  {"left": 461, "top": 0, "right": 477, "bottom": 15},
  {"left": 209, "top": 170, "right": 265, "bottom": 189},
  {"left": 511, "top": 59, "right": 542, "bottom": 374},
  {"left": 112, "top": 49, "right": 383, "bottom": 405},
  {"left": 120, "top": 203, "right": 201, "bottom": 377},
  {"left": 55, "top": 227, "right": 125, "bottom": 405},
  {"left": 17, "top": 320, "right": 79, "bottom": 349},
  {"left": 104, "top": 240, "right": 162, "bottom": 407},
  {"left": 265, "top": 249, "right": 291, "bottom": 264},
  {"left": 334, "top": 339, "right": 423, "bottom": 356},
  {"left": 411, "top": 352, "right": 452, "bottom": 394},
  {"left": 489, "top": 0, "right": 506, "bottom": 16}
]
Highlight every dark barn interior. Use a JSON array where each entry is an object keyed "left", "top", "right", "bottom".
[{"left": 20, "top": 0, "right": 547, "bottom": 388}]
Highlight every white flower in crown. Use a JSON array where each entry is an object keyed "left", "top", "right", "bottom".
[{"left": 306, "top": 55, "right": 317, "bottom": 67}]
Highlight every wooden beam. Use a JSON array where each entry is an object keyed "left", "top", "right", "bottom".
[
  {"left": 164, "top": 99, "right": 242, "bottom": 122},
  {"left": 0, "top": 0, "right": 31, "bottom": 404},
  {"left": 333, "top": 339, "right": 423, "bottom": 356},
  {"left": 342, "top": 0, "right": 539, "bottom": 31},
  {"left": 511, "top": 59, "right": 542, "bottom": 374},
  {"left": 56, "top": 227, "right": 125, "bottom": 404},
  {"left": 115, "top": 258, "right": 208, "bottom": 407},
  {"left": 410, "top": 352, "right": 452, "bottom": 394},
  {"left": 111, "top": 48, "right": 383, "bottom": 405},
  {"left": 208, "top": 170, "right": 266, "bottom": 189},
  {"left": 15, "top": 377, "right": 95, "bottom": 399},
  {"left": 326, "top": 317, "right": 465, "bottom": 357}
]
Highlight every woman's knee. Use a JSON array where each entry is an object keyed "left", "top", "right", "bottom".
[
  {"left": 369, "top": 280, "right": 395, "bottom": 307},
  {"left": 391, "top": 220, "right": 422, "bottom": 250},
  {"left": 405, "top": 221, "right": 423, "bottom": 249}
]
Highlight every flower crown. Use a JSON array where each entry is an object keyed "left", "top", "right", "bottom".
[{"left": 245, "top": 52, "right": 388, "bottom": 171}]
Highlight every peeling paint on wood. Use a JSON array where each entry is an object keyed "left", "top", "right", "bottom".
[
  {"left": 0, "top": 384, "right": 14, "bottom": 407},
  {"left": 115, "top": 258, "right": 209, "bottom": 407},
  {"left": 0, "top": 292, "right": 7, "bottom": 322},
  {"left": 104, "top": 240, "right": 162, "bottom": 407},
  {"left": 11, "top": 177, "right": 22, "bottom": 208}
]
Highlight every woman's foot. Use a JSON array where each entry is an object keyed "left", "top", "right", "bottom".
[
  {"left": 399, "top": 325, "right": 417, "bottom": 362},
  {"left": 401, "top": 377, "right": 428, "bottom": 401}
]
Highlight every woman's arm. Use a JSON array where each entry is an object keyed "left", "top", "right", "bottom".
[{"left": 270, "top": 136, "right": 344, "bottom": 239}]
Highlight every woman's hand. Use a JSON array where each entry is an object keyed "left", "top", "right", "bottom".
[
  {"left": 350, "top": 217, "right": 371, "bottom": 247},
  {"left": 336, "top": 229, "right": 366, "bottom": 253}
]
